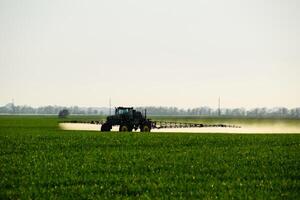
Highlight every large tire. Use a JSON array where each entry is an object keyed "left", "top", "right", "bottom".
[
  {"left": 140, "top": 124, "right": 151, "bottom": 132},
  {"left": 119, "top": 124, "right": 132, "bottom": 132},
  {"left": 101, "top": 123, "right": 111, "bottom": 132}
]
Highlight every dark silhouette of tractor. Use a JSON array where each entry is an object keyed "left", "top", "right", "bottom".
[{"left": 101, "top": 107, "right": 152, "bottom": 132}]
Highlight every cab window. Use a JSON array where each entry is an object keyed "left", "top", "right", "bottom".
[{"left": 118, "top": 109, "right": 129, "bottom": 115}]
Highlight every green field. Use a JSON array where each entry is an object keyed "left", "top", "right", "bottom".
[{"left": 0, "top": 116, "right": 299, "bottom": 199}]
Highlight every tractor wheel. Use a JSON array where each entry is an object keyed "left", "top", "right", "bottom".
[
  {"left": 140, "top": 124, "right": 151, "bottom": 132},
  {"left": 119, "top": 124, "right": 130, "bottom": 132},
  {"left": 101, "top": 123, "right": 111, "bottom": 132}
]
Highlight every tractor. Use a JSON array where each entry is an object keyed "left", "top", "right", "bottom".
[{"left": 100, "top": 107, "right": 152, "bottom": 132}]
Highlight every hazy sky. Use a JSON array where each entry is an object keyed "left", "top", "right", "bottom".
[{"left": 0, "top": 0, "right": 299, "bottom": 109}]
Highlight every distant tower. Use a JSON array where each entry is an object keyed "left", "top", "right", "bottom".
[{"left": 218, "top": 97, "right": 221, "bottom": 117}]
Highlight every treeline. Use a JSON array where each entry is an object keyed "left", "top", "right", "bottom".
[
  {"left": 1, "top": 103, "right": 300, "bottom": 118},
  {"left": 0, "top": 103, "right": 107, "bottom": 115},
  {"left": 136, "top": 107, "right": 300, "bottom": 118}
]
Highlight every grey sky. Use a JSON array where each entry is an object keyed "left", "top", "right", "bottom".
[{"left": 0, "top": 0, "right": 299, "bottom": 108}]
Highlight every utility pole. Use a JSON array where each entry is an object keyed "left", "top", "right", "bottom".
[
  {"left": 109, "top": 97, "right": 111, "bottom": 116},
  {"left": 12, "top": 98, "right": 15, "bottom": 114},
  {"left": 218, "top": 97, "right": 221, "bottom": 117}
]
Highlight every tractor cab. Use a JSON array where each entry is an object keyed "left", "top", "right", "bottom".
[{"left": 115, "top": 107, "right": 133, "bottom": 116}]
